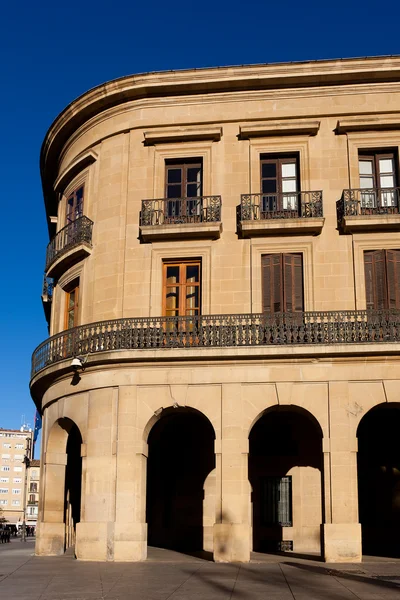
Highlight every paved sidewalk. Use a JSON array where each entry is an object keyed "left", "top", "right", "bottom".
[{"left": 2, "top": 540, "right": 400, "bottom": 599}]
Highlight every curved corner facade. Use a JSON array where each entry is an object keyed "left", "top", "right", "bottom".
[{"left": 33, "top": 57, "right": 400, "bottom": 562}]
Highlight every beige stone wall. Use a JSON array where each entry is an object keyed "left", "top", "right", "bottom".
[{"left": 35, "top": 58, "right": 400, "bottom": 562}]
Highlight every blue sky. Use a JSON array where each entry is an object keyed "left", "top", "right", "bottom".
[{"left": 1, "top": 0, "right": 400, "bottom": 444}]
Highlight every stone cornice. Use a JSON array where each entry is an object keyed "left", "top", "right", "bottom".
[{"left": 41, "top": 56, "right": 400, "bottom": 226}]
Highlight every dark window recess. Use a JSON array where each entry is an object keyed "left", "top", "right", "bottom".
[
  {"left": 66, "top": 186, "right": 84, "bottom": 223},
  {"left": 260, "top": 155, "right": 299, "bottom": 213},
  {"left": 261, "top": 476, "right": 292, "bottom": 526},
  {"left": 364, "top": 249, "right": 400, "bottom": 310},
  {"left": 262, "top": 253, "right": 304, "bottom": 313}
]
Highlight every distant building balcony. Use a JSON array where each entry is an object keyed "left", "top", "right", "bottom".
[
  {"left": 338, "top": 188, "right": 400, "bottom": 232},
  {"left": 139, "top": 196, "right": 222, "bottom": 241},
  {"left": 240, "top": 192, "right": 324, "bottom": 236},
  {"left": 31, "top": 310, "right": 400, "bottom": 379},
  {"left": 41, "top": 276, "right": 53, "bottom": 325},
  {"left": 45, "top": 216, "right": 93, "bottom": 278},
  {"left": 27, "top": 500, "right": 38, "bottom": 506}
]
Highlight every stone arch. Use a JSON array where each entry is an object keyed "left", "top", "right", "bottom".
[
  {"left": 357, "top": 402, "right": 400, "bottom": 557},
  {"left": 37, "top": 417, "right": 83, "bottom": 556},
  {"left": 248, "top": 404, "right": 324, "bottom": 556},
  {"left": 145, "top": 406, "right": 216, "bottom": 555}
]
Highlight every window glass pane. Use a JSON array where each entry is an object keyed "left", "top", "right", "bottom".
[
  {"left": 167, "top": 169, "right": 182, "bottom": 184},
  {"left": 379, "top": 158, "right": 394, "bottom": 173},
  {"left": 187, "top": 167, "right": 201, "bottom": 183},
  {"left": 262, "top": 163, "right": 276, "bottom": 178},
  {"left": 282, "top": 179, "right": 297, "bottom": 193},
  {"left": 186, "top": 265, "right": 199, "bottom": 283},
  {"left": 69, "top": 290, "right": 75, "bottom": 308},
  {"left": 166, "top": 288, "right": 179, "bottom": 310},
  {"left": 281, "top": 163, "right": 296, "bottom": 178},
  {"left": 68, "top": 312, "right": 75, "bottom": 329},
  {"left": 186, "top": 286, "right": 199, "bottom": 309},
  {"left": 262, "top": 180, "right": 277, "bottom": 194},
  {"left": 360, "top": 176, "right": 374, "bottom": 189},
  {"left": 167, "top": 185, "right": 182, "bottom": 199},
  {"left": 359, "top": 160, "right": 373, "bottom": 175},
  {"left": 186, "top": 183, "right": 200, "bottom": 198},
  {"left": 166, "top": 266, "right": 179, "bottom": 284},
  {"left": 380, "top": 175, "right": 395, "bottom": 188}
]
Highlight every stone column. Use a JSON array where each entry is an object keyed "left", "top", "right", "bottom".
[
  {"left": 213, "top": 383, "right": 251, "bottom": 562},
  {"left": 75, "top": 388, "right": 118, "bottom": 561},
  {"left": 322, "top": 382, "right": 361, "bottom": 562},
  {"left": 36, "top": 451, "right": 67, "bottom": 556}
]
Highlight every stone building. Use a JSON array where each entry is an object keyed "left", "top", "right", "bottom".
[
  {"left": 0, "top": 428, "right": 33, "bottom": 526},
  {"left": 31, "top": 56, "right": 400, "bottom": 563},
  {"left": 26, "top": 460, "right": 40, "bottom": 530}
]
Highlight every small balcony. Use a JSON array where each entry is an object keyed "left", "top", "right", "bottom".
[
  {"left": 338, "top": 188, "right": 400, "bottom": 232},
  {"left": 41, "top": 276, "right": 53, "bottom": 325},
  {"left": 45, "top": 216, "right": 93, "bottom": 278},
  {"left": 139, "top": 196, "right": 222, "bottom": 241},
  {"left": 239, "top": 192, "right": 324, "bottom": 236},
  {"left": 27, "top": 500, "right": 38, "bottom": 506}
]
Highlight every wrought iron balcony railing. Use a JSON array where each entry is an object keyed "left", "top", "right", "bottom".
[
  {"left": 339, "top": 188, "right": 400, "bottom": 218},
  {"left": 31, "top": 310, "right": 400, "bottom": 377},
  {"left": 45, "top": 216, "right": 94, "bottom": 272},
  {"left": 240, "top": 191, "right": 323, "bottom": 220},
  {"left": 140, "top": 196, "right": 221, "bottom": 226},
  {"left": 42, "top": 276, "right": 53, "bottom": 301},
  {"left": 27, "top": 500, "right": 38, "bottom": 506}
]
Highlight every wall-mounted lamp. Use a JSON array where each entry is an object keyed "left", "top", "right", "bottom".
[{"left": 71, "top": 356, "right": 87, "bottom": 373}]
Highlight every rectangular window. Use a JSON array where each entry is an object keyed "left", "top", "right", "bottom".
[
  {"left": 261, "top": 476, "right": 292, "bottom": 526},
  {"left": 1, "top": 466, "right": 10, "bottom": 472},
  {"left": 0, "top": 500, "right": 7, "bottom": 505},
  {"left": 13, "top": 478, "right": 21, "bottom": 484},
  {"left": 0, "top": 488, "right": 8, "bottom": 494},
  {"left": 65, "top": 284, "right": 79, "bottom": 329},
  {"left": 0, "top": 477, "right": 9, "bottom": 483},
  {"left": 12, "top": 500, "right": 20, "bottom": 506},
  {"left": 3, "top": 443, "right": 11, "bottom": 448},
  {"left": 14, "top": 455, "right": 23, "bottom": 460},
  {"left": 66, "top": 185, "right": 84, "bottom": 223},
  {"left": 262, "top": 254, "right": 304, "bottom": 313},
  {"left": 260, "top": 154, "right": 300, "bottom": 214},
  {"left": 163, "top": 260, "right": 201, "bottom": 317},
  {"left": 359, "top": 150, "right": 398, "bottom": 209},
  {"left": 12, "top": 489, "right": 21, "bottom": 495},
  {"left": 164, "top": 159, "right": 203, "bottom": 222},
  {"left": 1, "top": 454, "right": 10, "bottom": 459},
  {"left": 29, "top": 483, "right": 38, "bottom": 493},
  {"left": 15, "top": 444, "right": 24, "bottom": 449},
  {"left": 13, "top": 467, "right": 22, "bottom": 472},
  {"left": 364, "top": 249, "right": 400, "bottom": 309}
]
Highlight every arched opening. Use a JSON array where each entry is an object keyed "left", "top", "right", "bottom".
[
  {"left": 249, "top": 406, "right": 323, "bottom": 556},
  {"left": 42, "top": 418, "right": 82, "bottom": 554},
  {"left": 357, "top": 403, "right": 400, "bottom": 557},
  {"left": 64, "top": 423, "right": 82, "bottom": 550},
  {"left": 146, "top": 407, "right": 215, "bottom": 554}
]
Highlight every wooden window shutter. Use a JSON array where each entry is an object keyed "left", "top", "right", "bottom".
[
  {"left": 283, "top": 253, "right": 304, "bottom": 312},
  {"left": 364, "top": 250, "right": 386, "bottom": 310},
  {"left": 386, "top": 249, "right": 400, "bottom": 309},
  {"left": 262, "top": 254, "right": 282, "bottom": 313}
]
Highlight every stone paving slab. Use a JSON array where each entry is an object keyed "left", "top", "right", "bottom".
[{"left": 3, "top": 540, "right": 400, "bottom": 599}]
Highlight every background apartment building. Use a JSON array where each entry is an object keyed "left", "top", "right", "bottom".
[
  {"left": 0, "top": 428, "right": 33, "bottom": 526},
  {"left": 31, "top": 56, "right": 400, "bottom": 563}
]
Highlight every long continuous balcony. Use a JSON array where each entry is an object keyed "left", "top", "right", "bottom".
[
  {"left": 139, "top": 196, "right": 222, "bottom": 240},
  {"left": 31, "top": 310, "right": 400, "bottom": 377},
  {"left": 338, "top": 188, "right": 400, "bottom": 232},
  {"left": 240, "top": 191, "right": 324, "bottom": 236},
  {"left": 45, "top": 216, "right": 93, "bottom": 277}
]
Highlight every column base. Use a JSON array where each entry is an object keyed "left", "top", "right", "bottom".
[
  {"left": 213, "top": 523, "right": 250, "bottom": 562},
  {"left": 323, "top": 523, "right": 362, "bottom": 562},
  {"left": 35, "top": 522, "right": 65, "bottom": 556},
  {"left": 75, "top": 522, "right": 114, "bottom": 561},
  {"left": 113, "top": 523, "right": 147, "bottom": 561}
]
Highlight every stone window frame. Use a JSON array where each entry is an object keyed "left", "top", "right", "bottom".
[
  {"left": 55, "top": 264, "right": 84, "bottom": 333},
  {"left": 248, "top": 138, "right": 312, "bottom": 195},
  {"left": 346, "top": 133, "right": 400, "bottom": 189},
  {"left": 251, "top": 239, "right": 315, "bottom": 313},
  {"left": 57, "top": 169, "right": 90, "bottom": 231},
  {"left": 149, "top": 243, "right": 212, "bottom": 317},
  {"left": 152, "top": 142, "right": 214, "bottom": 199},
  {"left": 353, "top": 233, "right": 400, "bottom": 310}
]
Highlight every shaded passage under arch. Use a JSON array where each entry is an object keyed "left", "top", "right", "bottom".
[
  {"left": 249, "top": 406, "right": 323, "bottom": 554},
  {"left": 358, "top": 404, "right": 400, "bottom": 557},
  {"left": 64, "top": 423, "right": 82, "bottom": 549},
  {"left": 146, "top": 409, "right": 215, "bottom": 552}
]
